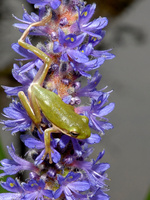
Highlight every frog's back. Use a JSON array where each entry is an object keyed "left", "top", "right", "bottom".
[{"left": 33, "top": 84, "right": 80, "bottom": 129}]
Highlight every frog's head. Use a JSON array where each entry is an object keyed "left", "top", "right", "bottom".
[{"left": 69, "top": 115, "right": 91, "bottom": 139}]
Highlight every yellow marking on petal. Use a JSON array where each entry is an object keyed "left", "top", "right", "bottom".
[
  {"left": 66, "top": 37, "right": 70, "bottom": 40},
  {"left": 83, "top": 11, "right": 88, "bottom": 17},
  {"left": 71, "top": 37, "right": 74, "bottom": 42},
  {"left": 92, "top": 36, "right": 97, "bottom": 42},
  {"left": 10, "top": 183, "right": 15, "bottom": 187},
  {"left": 98, "top": 100, "right": 101, "bottom": 104},
  {"left": 81, "top": 50, "right": 84, "bottom": 53},
  {"left": 69, "top": 176, "right": 73, "bottom": 179},
  {"left": 31, "top": 183, "right": 38, "bottom": 187}
]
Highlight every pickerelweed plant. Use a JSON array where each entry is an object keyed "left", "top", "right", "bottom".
[{"left": 0, "top": 0, "right": 115, "bottom": 199}]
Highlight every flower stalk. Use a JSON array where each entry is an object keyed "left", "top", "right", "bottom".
[{"left": 0, "top": 0, "right": 115, "bottom": 199}]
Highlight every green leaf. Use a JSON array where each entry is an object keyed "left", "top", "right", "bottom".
[
  {"left": 145, "top": 189, "right": 150, "bottom": 200},
  {"left": 0, "top": 137, "right": 8, "bottom": 193},
  {"left": 0, "top": 139, "right": 6, "bottom": 160}
]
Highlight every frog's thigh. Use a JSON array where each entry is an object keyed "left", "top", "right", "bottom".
[{"left": 18, "top": 91, "right": 41, "bottom": 125}]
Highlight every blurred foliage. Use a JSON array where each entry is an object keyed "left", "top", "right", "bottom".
[
  {"left": 145, "top": 190, "right": 150, "bottom": 200},
  {"left": 0, "top": 139, "right": 7, "bottom": 193},
  {"left": 87, "top": 0, "right": 136, "bottom": 19}
]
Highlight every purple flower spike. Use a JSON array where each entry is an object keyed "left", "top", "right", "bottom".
[{"left": 1, "top": 0, "right": 115, "bottom": 198}]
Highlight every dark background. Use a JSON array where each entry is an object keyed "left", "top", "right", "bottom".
[{"left": 0, "top": 0, "right": 150, "bottom": 199}]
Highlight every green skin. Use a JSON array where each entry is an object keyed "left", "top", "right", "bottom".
[
  {"left": 17, "top": 12, "right": 91, "bottom": 163},
  {"left": 32, "top": 84, "right": 91, "bottom": 139}
]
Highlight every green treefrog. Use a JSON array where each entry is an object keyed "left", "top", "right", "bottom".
[{"left": 17, "top": 12, "right": 91, "bottom": 163}]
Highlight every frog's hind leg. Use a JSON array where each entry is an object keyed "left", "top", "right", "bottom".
[
  {"left": 18, "top": 91, "right": 41, "bottom": 129},
  {"left": 17, "top": 10, "right": 56, "bottom": 164},
  {"left": 18, "top": 10, "right": 52, "bottom": 86}
]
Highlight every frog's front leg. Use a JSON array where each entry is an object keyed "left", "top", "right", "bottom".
[{"left": 43, "top": 127, "right": 60, "bottom": 164}]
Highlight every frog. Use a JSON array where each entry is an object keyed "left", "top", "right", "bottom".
[{"left": 17, "top": 11, "right": 91, "bottom": 163}]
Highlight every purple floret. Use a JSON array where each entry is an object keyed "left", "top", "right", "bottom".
[
  {"left": 53, "top": 29, "right": 88, "bottom": 63},
  {"left": 22, "top": 179, "right": 53, "bottom": 199},
  {"left": 54, "top": 172, "right": 90, "bottom": 200},
  {"left": 1, "top": 100, "right": 32, "bottom": 134},
  {"left": 76, "top": 92, "right": 115, "bottom": 134},
  {"left": 0, "top": 144, "right": 37, "bottom": 177},
  {"left": 27, "top": 0, "right": 61, "bottom": 10}
]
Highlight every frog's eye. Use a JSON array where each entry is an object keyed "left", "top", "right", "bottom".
[{"left": 69, "top": 131, "right": 79, "bottom": 137}]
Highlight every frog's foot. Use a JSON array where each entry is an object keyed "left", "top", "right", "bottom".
[
  {"left": 42, "top": 145, "right": 54, "bottom": 164},
  {"left": 19, "top": 10, "right": 52, "bottom": 42}
]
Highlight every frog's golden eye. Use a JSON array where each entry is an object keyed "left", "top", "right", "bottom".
[{"left": 69, "top": 131, "right": 79, "bottom": 137}]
